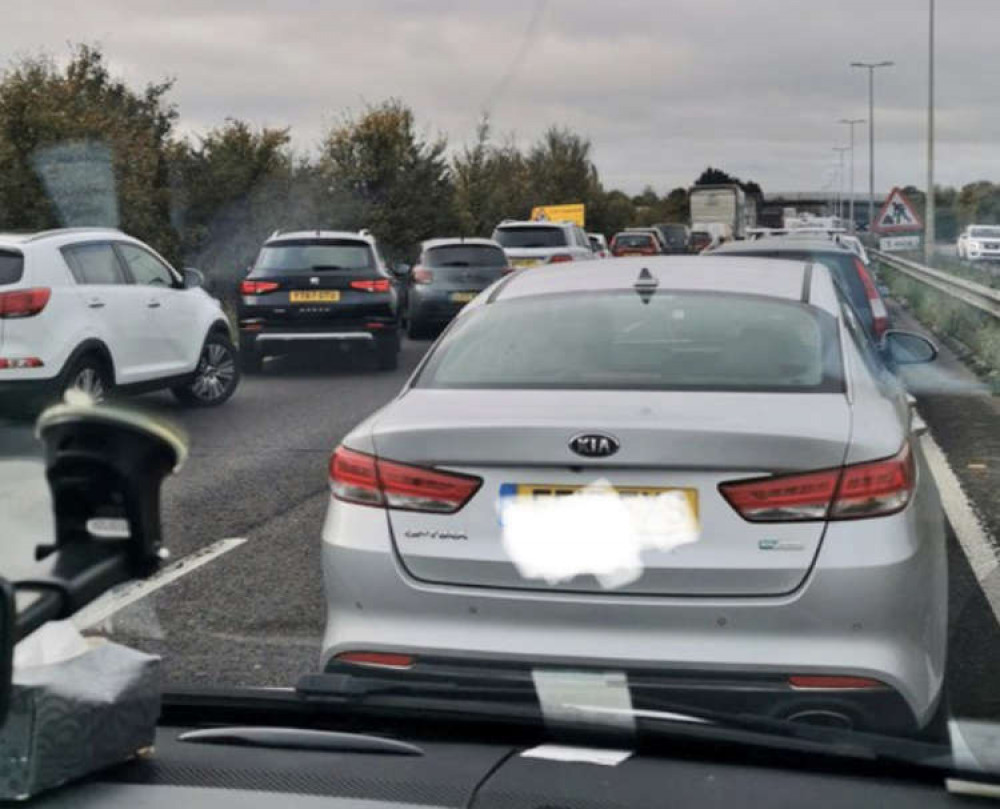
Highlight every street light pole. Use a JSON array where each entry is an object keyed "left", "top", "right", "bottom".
[
  {"left": 851, "top": 60, "right": 894, "bottom": 234},
  {"left": 839, "top": 118, "right": 866, "bottom": 234},
  {"left": 833, "top": 147, "right": 849, "bottom": 222},
  {"left": 925, "top": 0, "right": 936, "bottom": 263}
]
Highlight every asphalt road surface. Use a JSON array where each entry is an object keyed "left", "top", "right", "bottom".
[{"left": 2, "top": 318, "right": 999, "bottom": 723}]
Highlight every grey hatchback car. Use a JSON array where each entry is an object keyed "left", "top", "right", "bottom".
[{"left": 320, "top": 256, "right": 947, "bottom": 736}]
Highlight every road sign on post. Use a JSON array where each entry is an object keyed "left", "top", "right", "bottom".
[
  {"left": 879, "top": 234, "right": 922, "bottom": 252},
  {"left": 874, "top": 187, "right": 922, "bottom": 234}
]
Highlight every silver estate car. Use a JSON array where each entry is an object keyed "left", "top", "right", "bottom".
[{"left": 320, "top": 256, "right": 948, "bottom": 736}]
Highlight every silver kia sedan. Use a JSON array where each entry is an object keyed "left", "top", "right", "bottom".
[{"left": 319, "top": 256, "right": 948, "bottom": 736}]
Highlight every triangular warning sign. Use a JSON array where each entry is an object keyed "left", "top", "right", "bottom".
[{"left": 874, "top": 187, "right": 922, "bottom": 233}]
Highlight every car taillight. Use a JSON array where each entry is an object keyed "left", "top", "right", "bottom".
[
  {"left": 240, "top": 280, "right": 279, "bottom": 295},
  {"left": 788, "top": 675, "right": 885, "bottom": 690},
  {"left": 0, "top": 357, "right": 43, "bottom": 369},
  {"left": 335, "top": 651, "right": 416, "bottom": 669},
  {"left": 329, "top": 446, "right": 482, "bottom": 513},
  {"left": 853, "top": 257, "right": 889, "bottom": 338},
  {"left": 412, "top": 267, "right": 433, "bottom": 284},
  {"left": 350, "top": 279, "right": 391, "bottom": 292},
  {"left": 719, "top": 443, "right": 914, "bottom": 522},
  {"left": 548, "top": 254, "right": 573, "bottom": 263},
  {"left": 0, "top": 287, "right": 50, "bottom": 318}
]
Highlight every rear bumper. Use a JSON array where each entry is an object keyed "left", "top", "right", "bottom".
[
  {"left": 239, "top": 321, "right": 397, "bottom": 353},
  {"left": 319, "top": 491, "right": 948, "bottom": 733},
  {"left": 408, "top": 294, "right": 469, "bottom": 325}
]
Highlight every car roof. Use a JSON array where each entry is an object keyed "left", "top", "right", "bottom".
[
  {"left": 486, "top": 255, "right": 841, "bottom": 315},
  {"left": 0, "top": 227, "right": 128, "bottom": 249},
  {"left": 421, "top": 237, "right": 501, "bottom": 250},
  {"left": 266, "top": 230, "right": 374, "bottom": 245},
  {"left": 710, "top": 236, "right": 854, "bottom": 255}
]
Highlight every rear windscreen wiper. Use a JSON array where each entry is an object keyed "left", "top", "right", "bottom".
[
  {"left": 437, "top": 261, "right": 471, "bottom": 267},
  {"left": 310, "top": 264, "right": 347, "bottom": 271}
]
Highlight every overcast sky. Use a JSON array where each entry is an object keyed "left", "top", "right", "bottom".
[{"left": 3, "top": 0, "right": 998, "bottom": 195}]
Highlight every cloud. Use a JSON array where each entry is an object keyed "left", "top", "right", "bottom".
[{"left": 0, "top": 0, "right": 996, "bottom": 192}]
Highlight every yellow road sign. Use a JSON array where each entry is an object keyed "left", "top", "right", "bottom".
[{"left": 530, "top": 203, "right": 585, "bottom": 227}]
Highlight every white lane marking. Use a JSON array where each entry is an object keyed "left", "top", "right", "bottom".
[
  {"left": 73, "top": 538, "right": 247, "bottom": 630},
  {"left": 921, "top": 433, "right": 1000, "bottom": 621}
]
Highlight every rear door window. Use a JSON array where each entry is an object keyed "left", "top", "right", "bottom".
[
  {"left": 253, "top": 240, "right": 374, "bottom": 275},
  {"left": 0, "top": 250, "right": 24, "bottom": 285},
  {"left": 425, "top": 245, "right": 507, "bottom": 268},
  {"left": 62, "top": 243, "right": 127, "bottom": 285},
  {"left": 493, "top": 226, "right": 567, "bottom": 249}
]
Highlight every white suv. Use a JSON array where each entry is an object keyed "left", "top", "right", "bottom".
[
  {"left": 0, "top": 228, "right": 239, "bottom": 411},
  {"left": 491, "top": 220, "right": 596, "bottom": 268},
  {"left": 957, "top": 225, "right": 1000, "bottom": 262}
]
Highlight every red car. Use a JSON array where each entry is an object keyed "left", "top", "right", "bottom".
[{"left": 610, "top": 231, "right": 662, "bottom": 257}]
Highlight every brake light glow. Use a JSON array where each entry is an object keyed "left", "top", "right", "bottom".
[
  {"left": 853, "top": 258, "right": 889, "bottom": 338},
  {"left": 412, "top": 267, "right": 433, "bottom": 284},
  {"left": 788, "top": 675, "right": 885, "bottom": 690},
  {"left": 719, "top": 443, "right": 914, "bottom": 522},
  {"left": 350, "top": 279, "right": 391, "bottom": 292},
  {"left": 329, "top": 446, "right": 482, "bottom": 513},
  {"left": 240, "top": 280, "right": 279, "bottom": 295},
  {"left": 548, "top": 254, "right": 574, "bottom": 264},
  {"left": 335, "top": 651, "right": 416, "bottom": 669},
  {"left": 0, "top": 357, "right": 43, "bottom": 369},
  {"left": 0, "top": 287, "right": 50, "bottom": 318}
]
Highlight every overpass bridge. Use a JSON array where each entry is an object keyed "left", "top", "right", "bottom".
[{"left": 759, "top": 191, "right": 887, "bottom": 230}]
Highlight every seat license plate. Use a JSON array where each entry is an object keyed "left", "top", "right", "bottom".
[
  {"left": 450, "top": 292, "right": 477, "bottom": 303},
  {"left": 290, "top": 291, "right": 340, "bottom": 303}
]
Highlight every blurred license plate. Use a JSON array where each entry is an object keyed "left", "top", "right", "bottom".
[
  {"left": 500, "top": 483, "right": 698, "bottom": 513},
  {"left": 450, "top": 292, "right": 477, "bottom": 303},
  {"left": 290, "top": 291, "right": 340, "bottom": 303},
  {"left": 512, "top": 259, "right": 540, "bottom": 268}
]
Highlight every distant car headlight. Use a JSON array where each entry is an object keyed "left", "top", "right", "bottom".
[{"left": 968, "top": 240, "right": 981, "bottom": 250}]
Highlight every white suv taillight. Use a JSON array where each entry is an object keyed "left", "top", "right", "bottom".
[
  {"left": 329, "top": 446, "right": 482, "bottom": 513},
  {"left": 719, "top": 443, "right": 915, "bottom": 522},
  {"left": 0, "top": 287, "right": 50, "bottom": 318}
]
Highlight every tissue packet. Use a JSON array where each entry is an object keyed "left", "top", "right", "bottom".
[{"left": 0, "top": 640, "right": 160, "bottom": 800}]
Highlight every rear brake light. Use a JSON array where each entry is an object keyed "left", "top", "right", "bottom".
[
  {"left": 335, "top": 651, "right": 416, "bottom": 669},
  {"left": 350, "top": 279, "right": 391, "bottom": 292},
  {"left": 853, "top": 258, "right": 889, "bottom": 338},
  {"left": 0, "top": 357, "right": 43, "bottom": 369},
  {"left": 788, "top": 675, "right": 885, "bottom": 690},
  {"left": 329, "top": 446, "right": 482, "bottom": 513},
  {"left": 240, "top": 280, "right": 279, "bottom": 295},
  {"left": 0, "top": 287, "right": 50, "bottom": 318},
  {"left": 412, "top": 267, "right": 433, "bottom": 284},
  {"left": 548, "top": 254, "right": 573, "bottom": 264},
  {"left": 719, "top": 443, "right": 914, "bottom": 522}
]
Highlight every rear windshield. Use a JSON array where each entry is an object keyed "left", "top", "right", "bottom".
[
  {"left": 0, "top": 250, "right": 24, "bottom": 285},
  {"left": 417, "top": 291, "right": 842, "bottom": 393},
  {"left": 253, "top": 239, "right": 374, "bottom": 274},
  {"left": 614, "top": 233, "right": 655, "bottom": 248},
  {"left": 425, "top": 244, "right": 506, "bottom": 268},
  {"left": 658, "top": 225, "right": 688, "bottom": 245},
  {"left": 492, "top": 226, "right": 567, "bottom": 249}
]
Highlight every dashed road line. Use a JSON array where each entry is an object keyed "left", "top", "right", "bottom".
[
  {"left": 922, "top": 432, "right": 1000, "bottom": 621},
  {"left": 73, "top": 537, "right": 247, "bottom": 630}
]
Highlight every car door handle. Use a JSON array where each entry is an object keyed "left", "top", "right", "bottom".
[
  {"left": 87, "top": 300, "right": 105, "bottom": 309},
  {"left": 147, "top": 300, "right": 161, "bottom": 309}
]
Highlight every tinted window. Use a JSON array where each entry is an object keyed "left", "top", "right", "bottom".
[
  {"left": 254, "top": 240, "right": 374, "bottom": 274},
  {"left": 492, "top": 226, "right": 567, "bottom": 249},
  {"left": 117, "top": 243, "right": 175, "bottom": 286},
  {"left": 418, "top": 292, "right": 841, "bottom": 393},
  {"left": 659, "top": 224, "right": 688, "bottom": 246},
  {"left": 425, "top": 245, "right": 506, "bottom": 268},
  {"left": 63, "top": 243, "right": 125, "bottom": 285},
  {"left": 0, "top": 250, "right": 24, "bottom": 285}
]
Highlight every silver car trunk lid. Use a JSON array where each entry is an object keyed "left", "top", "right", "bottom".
[{"left": 371, "top": 389, "right": 851, "bottom": 596}]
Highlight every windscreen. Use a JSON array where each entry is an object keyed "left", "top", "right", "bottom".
[
  {"left": 0, "top": 250, "right": 23, "bottom": 285},
  {"left": 493, "top": 226, "right": 566, "bottom": 248},
  {"left": 418, "top": 292, "right": 841, "bottom": 392},
  {"left": 425, "top": 244, "right": 506, "bottom": 267},
  {"left": 970, "top": 227, "right": 1000, "bottom": 238},
  {"left": 253, "top": 240, "right": 374, "bottom": 274}
]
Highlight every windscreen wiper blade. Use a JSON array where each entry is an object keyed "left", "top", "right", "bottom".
[{"left": 178, "top": 726, "right": 423, "bottom": 756}]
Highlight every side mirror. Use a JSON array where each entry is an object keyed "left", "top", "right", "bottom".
[
  {"left": 392, "top": 263, "right": 411, "bottom": 277},
  {"left": 182, "top": 268, "right": 206, "bottom": 290},
  {"left": 882, "top": 330, "right": 938, "bottom": 365}
]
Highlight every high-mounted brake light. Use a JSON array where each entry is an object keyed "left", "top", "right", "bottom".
[
  {"left": 0, "top": 287, "right": 50, "bottom": 318},
  {"left": 329, "top": 446, "right": 481, "bottom": 513},
  {"left": 719, "top": 443, "right": 914, "bottom": 522},
  {"left": 548, "top": 254, "right": 574, "bottom": 264},
  {"left": 853, "top": 257, "right": 889, "bottom": 338},
  {"left": 240, "top": 280, "right": 279, "bottom": 295},
  {"left": 350, "top": 279, "right": 391, "bottom": 292},
  {"left": 0, "top": 357, "right": 43, "bottom": 369}
]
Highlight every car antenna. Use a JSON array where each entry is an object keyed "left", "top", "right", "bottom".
[{"left": 634, "top": 267, "right": 658, "bottom": 305}]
